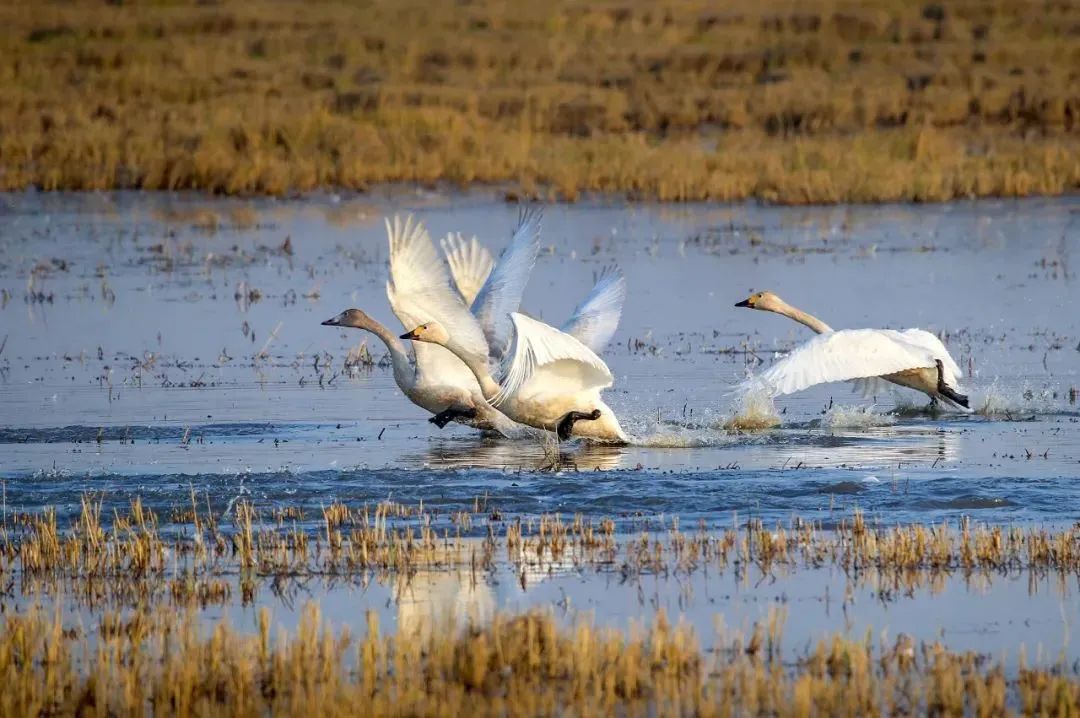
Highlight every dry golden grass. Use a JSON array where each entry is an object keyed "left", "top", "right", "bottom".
[
  {"left": 2, "top": 600, "right": 1079, "bottom": 716},
  {"left": 2, "top": 497, "right": 1079, "bottom": 609},
  {"left": 2, "top": 499, "right": 1080, "bottom": 713},
  {"left": 1, "top": 0, "right": 1078, "bottom": 202}
]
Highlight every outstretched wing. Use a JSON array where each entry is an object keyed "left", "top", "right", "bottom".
[
  {"left": 889, "top": 328, "right": 964, "bottom": 388},
  {"left": 441, "top": 233, "right": 494, "bottom": 306},
  {"left": 742, "top": 329, "right": 938, "bottom": 397},
  {"left": 560, "top": 266, "right": 626, "bottom": 354},
  {"left": 470, "top": 207, "right": 542, "bottom": 361},
  {"left": 494, "top": 313, "right": 613, "bottom": 406},
  {"left": 384, "top": 215, "right": 489, "bottom": 386}
]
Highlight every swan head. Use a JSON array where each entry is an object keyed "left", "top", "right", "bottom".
[
  {"left": 321, "top": 309, "right": 376, "bottom": 329},
  {"left": 400, "top": 321, "right": 450, "bottom": 346},
  {"left": 735, "top": 291, "right": 784, "bottom": 312}
]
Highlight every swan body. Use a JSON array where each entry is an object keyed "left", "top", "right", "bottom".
[
  {"left": 402, "top": 311, "right": 628, "bottom": 443},
  {"left": 321, "top": 308, "right": 519, "bottom": 434},
  {"left": 736, "top": 291, "right": 969, "bottom": 411}
]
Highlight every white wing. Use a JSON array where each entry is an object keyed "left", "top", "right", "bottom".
[
  {"left": 495, "top": 313, "right": 613, "bottom": 406},
  {"left": 441, "top": 233, "right": 494, "bottom": 306},
  {"left": 384, "top": 215, "right": 489, "bottom": 386},
  {"left": 743, "top": 329, "right": 939, "bottom": 397},
  {"left": 560, "top": 266, "right": 626, "bottom": 354},
  {"left": 889, "top": 328, "right": 964, "bottom": 388},
  {"left": 470, "top": 207, "right": 542, "bottom": 361}
]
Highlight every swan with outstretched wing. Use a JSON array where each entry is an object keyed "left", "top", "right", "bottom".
[{"left": 735, "top": 290, "right": 969, "bottom": 411}]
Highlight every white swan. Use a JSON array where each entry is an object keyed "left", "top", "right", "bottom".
[
  {"left": 735, "top": 291, "right": 969, "bottom": 411},
  {"left": 321, "top": 212, "right": 541, "bottom": 433},
  {"left": 397, "top": 239, "right": 629, "bottom": 443}
]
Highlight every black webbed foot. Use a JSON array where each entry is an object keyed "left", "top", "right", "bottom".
[
  {"left": 429, "top": 406, "right": 478, "bottom": 429},
  {"left": 555, "top": 409, "right": 602, "bottom": 441},
  {"left": 934, "top": 359, "right": 969, "bottom": 409}
]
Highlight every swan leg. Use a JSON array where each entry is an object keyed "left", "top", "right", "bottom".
[
  {"left": 429, "top": 406, "right": 478, "bottom": 429},
  {"left": 555, "top": 409, "right": 602, "bottom": 441},
  {"left": 934, "top": 359, "right": 970, "bottom": 409}
]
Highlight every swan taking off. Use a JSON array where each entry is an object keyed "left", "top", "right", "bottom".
[
  {"left": 385, "top": 203, "right": 627, "bottom": 442},
  {"left": 735, "top": 291, "right": 969, "bottom": 411}
]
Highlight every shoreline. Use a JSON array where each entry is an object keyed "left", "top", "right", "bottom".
[{"left": 4, "top": 1, "right": 1078, "bottom": 204}]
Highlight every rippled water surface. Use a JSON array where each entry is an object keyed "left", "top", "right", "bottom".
[{"left": 1, "top": 191, "right": 1078, "bottom": 659}]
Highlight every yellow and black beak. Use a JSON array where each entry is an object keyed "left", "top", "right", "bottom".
[
  {"left": 399, "top": 328, "right": 420, "bottom": 340},
  {"left": 734, "top": 298, "right": 753, "bottom": 308}
]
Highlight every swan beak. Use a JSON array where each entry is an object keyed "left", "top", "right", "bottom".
[
  {"left": 399, "top": 329, "right": 419, "bottom": 340},
  {"left": 734, "top": 298, "right": 752, "bottom": 308},
  {"left": 321, "top": 317, "right": 340, "bottom": 326}
]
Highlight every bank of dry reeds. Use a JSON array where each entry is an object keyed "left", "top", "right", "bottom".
[
  {"left": 1, "top": 0, "right": 1078, "bottom": 202},
  {"left": 2, "top": 499, "right": 1079, "bottom": 714},
  {"left": 2, "top": 600, "right": 1079, "bottom": 716}
]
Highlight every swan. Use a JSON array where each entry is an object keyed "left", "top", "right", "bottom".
[
  {"left": 400, "top": 302, "right": 628, "bottom": 443},
  {"left": 380, "top": 201, "right": 630, "bottom": 440},
  {"left": 321, "top": 212, "right": 541, "bottom": 434},
  {"left": 735, "top": 291, "right": 969, "bottom": 411}
]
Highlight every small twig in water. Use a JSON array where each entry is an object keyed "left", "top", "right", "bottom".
[{"left": 257, "top": 321, "right": 284, "bottom": 359}]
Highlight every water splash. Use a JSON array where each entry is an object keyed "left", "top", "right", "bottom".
[
  {"left": 818, "top": 404, "right": 896, "bottom": 429},
  {"left": 719, "top": 390, "right": 780, "bottom": 432},
  {"left": 630, "top": 425, "right": 744, "bottom": 448},
  {"left": 975, "top": 381, "right": 1056, "bottom": 417}
]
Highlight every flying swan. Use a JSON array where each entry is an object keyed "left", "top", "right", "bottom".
[
  {"left": 735, "top": 291, "right": 970, "bottom": 411},
  {"left": 321, "top": 212, "right": 542, "bottom": 434}
]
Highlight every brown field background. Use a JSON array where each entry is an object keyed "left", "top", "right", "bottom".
[{"left": 1, "top": 0, "right": 1079, "bottom": 203}]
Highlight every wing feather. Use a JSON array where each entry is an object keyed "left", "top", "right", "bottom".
[
  {"left": 560, "top": 265, "right": 626, "bottom": 354},
  {"left": 743, "top": 329, "right": 939, "bottom": 397},
  {"left": 441, "top": 233, "right": 494, "bottom": 306},
  {"left": 470, "top": 207, "right": 542, "bottom": 361},
  {"left": 494, "top": 313, "right": 613, "bottom": 406},
  {"left": 385, "top": 215, "right": 489, "bottom": 384}
]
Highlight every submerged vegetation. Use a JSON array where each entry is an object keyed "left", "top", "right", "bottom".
[{"left": 1, "top": 0, "right": 1078, "bottom": 202}]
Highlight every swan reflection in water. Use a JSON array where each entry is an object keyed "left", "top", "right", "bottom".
[
  {"left": 394, "top": 547, "right": 580, "bottom": 640},
  {"left": 759, "top": 424, "right": 961, "bottom": 470},
  {"left": 405, "top": 436, "right": 629, "bottom": 472},
  {"left": 395, "top": 571, "right": 496, "bottom": 642}
]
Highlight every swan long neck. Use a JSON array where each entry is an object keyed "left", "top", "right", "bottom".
[
  {"left": 772, "top": 299, "right": 834, "bottom": 334},
  {"left": 363, "top": 320, "right": 415, "bottom": 390},
  {"left": 441, "top": 338, "right": 501, "bottom": 400}
]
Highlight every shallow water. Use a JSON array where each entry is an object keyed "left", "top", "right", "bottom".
[{"left": 1, "top": 190, "right": 1078, "bottom": 661}]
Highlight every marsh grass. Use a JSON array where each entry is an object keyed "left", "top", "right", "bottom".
[
  {"left": 1, "top": 1, "right": 1078, "bottom": 202},
  {"left": 2, "top": 497, "right": 1078, "bottom": 609},
  {"left": 2, "top": 596, "right": 1079, "bottom": 715},
  {"left": 2, "top": 498, "right": 1080, "bottom": 713}
]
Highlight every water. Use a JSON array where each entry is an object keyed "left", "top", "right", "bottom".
[{"left": 1, "top": 190, "right": 1078, "bottom": 662}]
